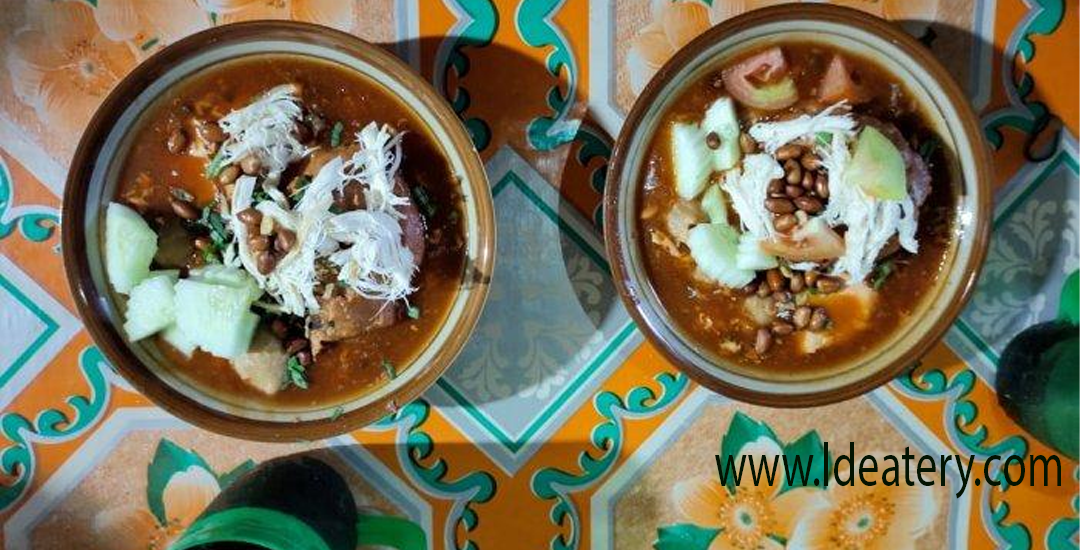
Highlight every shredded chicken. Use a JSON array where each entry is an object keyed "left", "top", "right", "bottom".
[{"left": 748, "top": 101, "right": 857, "bottom": 153}]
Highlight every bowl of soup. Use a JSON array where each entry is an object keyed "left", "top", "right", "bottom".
[
  {"left": 604, "top": 5, "right": 991, "bottom": 406},
  {"left": 63, "top": 22, "right": 494, "bottom": 440}
]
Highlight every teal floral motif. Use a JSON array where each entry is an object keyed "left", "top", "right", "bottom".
[
  {"left": 655, "top": 413, "right": 831, "bottom": 550},
  {"left": 516, "top": 0, "right": 581, "bottom": 151},
  {"left": 90, "top": 438, "right": 254, "bottom": 549},
  {"left": 437, "top": 0, "right": 498, "bottom": 150},
  {"left": 983, "top": 0, "right": 1066, "bottom": 152},
  {"left": 1044, "top": 467, "right": 1078, "bottom": 550},
  {"left": 897, "top": 364, "right": 1028, "bottom": 459},
  {"left": 374, "top": 399, "right": 496, "bottom": 550},
  {"left": 531, "top": 371, "right": 688, "bottom": 550},
  {"left": 569, "top": 122, "right": 613, "bottom": 231},
  {"left": 0, "top": 157, "right": 58, "bottom": 243},
  {"left": 0, "top": 346, "right": 112, "bottom": 512},
  {"left": 896, "top": 364, "right": 1034, "bottom": 548}
]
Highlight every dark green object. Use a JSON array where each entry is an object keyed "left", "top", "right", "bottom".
[
  {"left": 170, "top": 455, "right": 427, "bottom": 550},
  {"left": 996, "top": 270, "right": 1079, "bottom": 460}
]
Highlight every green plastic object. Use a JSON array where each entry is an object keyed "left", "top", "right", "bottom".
[
  {"left": 996, "top": 270, "right": 1079, "bottom": 460},
  {"left": 168, "top": 455, "right": 427, "bottom": 550}
]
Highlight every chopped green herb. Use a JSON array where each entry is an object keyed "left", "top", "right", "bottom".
[
  {"left": 286, "top": 356, "right": 309, "bottom": 389},
  {"left": 411, "top": 185, "right": 437, "bottom": 218},
  {"left": 194, "top": 203, "right": 233, "bottom": 260},
  {"left": 917, "top": 137, "right": 939, "bottom": 163},
  {"left": 290, "top": 175, "right": 312, "bottom": 202},
  {"left": 201, "top": 247, "right": 220, "bottom": 264},
  {"left": 815, "top": 132, "right": 833, "bottom": 147},
  {"left": 381, "top": 359, "right": 397, "bottom": 380},
  {"left": 872, "top": 260, "right": 895, "bottom": 290},
  {"left": 330, "top": 121, "right": 344, "bottom": 147},
  {"left": 329, "top": 406, "right": 344, "bottom": 421},
  {"left": 205, "top": 150, "right": 228, "bottom": 179},
  {"left": 251, "top": 186, "right": 271, "bottom": 204},
  {"left": 406, "top": 305, "right": 421, "bottom": 319}
]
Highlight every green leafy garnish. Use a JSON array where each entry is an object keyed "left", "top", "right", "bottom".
[
  {"left": 872, "top": 259, "right": 895, "bottom": 290},
  {"left": 205, "top": 149, "right": 228, "bottom": 179},
  {"left": 193, "top": 203, "right": 232, "bottom": 262},
  {"left": 406, "top": 305, "right": 420, "bottom": 319},
  {"left": 290, "top": 175, "right": 312, "bottom": 202},
  {"left": 411, "top": 185, "right": 437, "bottom": 218},
  {"left": 329, "top": 406, "right": 344, "bottom": 421},
  {"left": 330, "top": 121, "right": 344, "bottom": 147},
  {"left": 251, "top": 186, "right": 271, "bottom": 204},
  {"left": 381, "top": 359, "right": 397, "bottom": 380},
  {"left": 286, "top": 356, "right": 308, "bottom": 389},
  {"left": 815, "top": 132, "right": 833, "bottom": 147}
]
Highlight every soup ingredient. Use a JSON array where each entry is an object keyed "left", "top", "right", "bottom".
[
  {"left": 174, "top": 278, "right": 260, "bottom": 359},
  {"left": 845, "top": 126, "right": 907, "bottom": 200},
  {"left": 701, "top": 97, "right": 742, "bottom": 171},
  {"left": 122, "top": 271, "right": 179, "bottom": 341},
  {"left": 700, "top": 184, "right": 728, "bottom": 225},
  {"left": 671, "top": 122, "right": 715, "bottom": 199},
  {"left": 217, "top": 84, "right": 310, "bottom": 176},
  {"left": 686, "top": 223, "right": 754, "bottom": 287},
  {"left": 760, "top": 217, "right": 845, "bottom": 262},
  {"left": 188, "top": 264, "right": 263, "bottom": 303},
  {"left": 105, "top": 202, "right": 159, "bottom": 294},
  {"left": 818, "top": 55, "right": 867, "bottom": 104},
  {"left": 748, "top": 101, "right": 856, "bottom": 153},
  {"left": 162, "top": 323, "right": 197, "bottom": 357},
  {"left": 721, "top": 153, "right": 783, "bottom": 238},
  {"left": 232, "top": 330, "right": 289, "bottom": 395},
  {"left": 721, "top": 47, "right": 798, "bottom": 110},
  {"left": 735, "top": 233, "right": 777, "bottom": 271}
]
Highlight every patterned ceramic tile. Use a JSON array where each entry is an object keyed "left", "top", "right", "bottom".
[{"left": 427, "top": 146, "right": 639, "bottom": 473}]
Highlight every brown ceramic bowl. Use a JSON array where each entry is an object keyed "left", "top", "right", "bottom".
[
  {"left": 63, "top": 22, "right": 494, "bottom": 440},
  {"left": 604, "top": 5, "right": 991, "bottom": 406}
]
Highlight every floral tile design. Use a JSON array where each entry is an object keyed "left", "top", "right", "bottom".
[
  {"left": 427, "top": 146, "right": 639, "bottom": 473},
  {"left": 952, "top": 137, "right": 1079, "bottom": 378},
  {"left": 593, "top": 389, "right": 962, "bottom": 550},
  {"left": 6, "top": 408, "right": 426, "bottom": 550},
  {"left": 0, "top": 255, "right": 79, "bottom": 408}
]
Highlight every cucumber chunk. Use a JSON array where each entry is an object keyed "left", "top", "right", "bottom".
[
  {"left": 188, "top": 264, "right": 262, "bottom": 303},
  {"left": 174, "top": 279, "right": 258, "bottom": 359},
  {"left": 735, "top": 232, "right": 778, "bottom": 271},
  {"left": 700, "top": 185, "right": 729, "bottom": 225},
  {"left": 105, "top": 202, "right": 158, "bottom": 294},
  {"left": 846, "top": 126, "right": 906, "bottom": 200},
  {"left": 687, "top": 223, "right": 755, "bottom": 288},
  {"left": 122, "top": 273, "right": 177, "bottom": 341},
  {"left": 701, "top": 97, "right": 742, "bottom": 171},
  {"left": 161, "top": 323, "right": 197, "bottom": 357},
  {"left": 671, "top": 122, "right": 714, "bottom": 200}
]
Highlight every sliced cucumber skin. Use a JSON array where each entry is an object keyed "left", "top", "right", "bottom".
[
  {"left": 687, "top": 223, "right": 755, "bottom": 288},
  {"left": 123, "top": 274, "right": 177, "bottom": 341},
  {"left": 174, "top": 279, "right": 259, "bottom": 360},
  {"left": 105, "top": 202, "right": 159, "bottom": 294},
  {"left": 702, "top": 97, "right": 742, "bottom": 172},
  {"left": 671, "top": 122, "right": 713, "bottom": 200},
  {"left": 700, "top": 185, "right": 729, "bottom": 225},
  {"left": 846, "top": 126, "right": 906, "bottom": 200}
]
